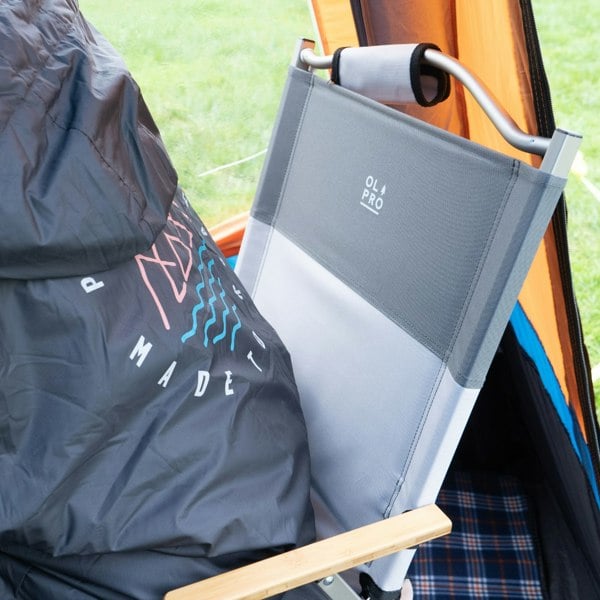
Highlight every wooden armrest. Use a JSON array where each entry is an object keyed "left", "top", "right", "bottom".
[{"left": 164, "top": 504, "right": 451, "bottom": 600}]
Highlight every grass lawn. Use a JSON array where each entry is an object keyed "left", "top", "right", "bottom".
[
  {"left": 533, "top": 0, "right": 600, "bottom": 408},
  {"left": 79, "top": 0, "right": 313, "bottom": 226},
  {"left": 79, "top": 0, "right": 599, "bottom": 409}
]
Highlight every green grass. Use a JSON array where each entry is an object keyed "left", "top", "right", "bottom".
[
  {"left": 533, "top": 0, "right": 600, "bottom": 407},
  {"left": 79, "top": 0, "right": 599, "bottom": 409},
  {"left": 79, "top": 0, "right": 313, "bottom": 225}
]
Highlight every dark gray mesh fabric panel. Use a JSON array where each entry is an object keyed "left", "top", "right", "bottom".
[{"left": 250, "top": 67, "right": 566, "bottom": 387}]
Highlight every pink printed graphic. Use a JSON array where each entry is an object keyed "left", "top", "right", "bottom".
[{"left": 135, "top": 216, "right": 194, "bottom": 330}]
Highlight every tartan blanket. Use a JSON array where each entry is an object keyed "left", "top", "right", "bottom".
[{"left": 407, "top": 471, "right": 544, "bottom": 599}]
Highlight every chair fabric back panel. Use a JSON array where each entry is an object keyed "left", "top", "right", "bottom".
[{"left": 236, "top": 65, "right": 567, "bottom": 590}]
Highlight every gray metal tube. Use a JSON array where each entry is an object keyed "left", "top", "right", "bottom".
[{"left": 299, "top": 45, "right": 552, "bottom": 156}]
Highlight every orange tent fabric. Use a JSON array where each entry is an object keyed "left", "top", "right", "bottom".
[{"left": 306, "top": 0, "right": 589, "bottom": 442}]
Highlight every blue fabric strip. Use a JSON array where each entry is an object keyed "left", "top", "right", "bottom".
[
  {"left": 226, "top": 256, "right": 238, "bottom": 270},
  {"left": 510, "top": 302, "right": 600, "bottom": 508}
]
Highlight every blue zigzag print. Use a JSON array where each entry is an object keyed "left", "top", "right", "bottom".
[
  {"left": 181, "top": 242, "right": 241, "bottom": 351},
  {"left": 202, "top": 259, "right": 219, "bottom": 347},
  {"left": 212, "top": 286, "right": 230, "bottom": 345}
]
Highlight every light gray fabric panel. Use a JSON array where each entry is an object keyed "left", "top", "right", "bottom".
[
  {"left": 237, "top": 225, "right": 478, "bottom": 589},
  {"left": 235, "top": 217, "right": 272, "bottom": 298},
  {"left": 367, "top": 370, "right": 477, "bottom": 590},
  {"left": 251, "top": 67, "right": 567, "bottom": 388},
  {"left": 248, "top": 228, "right": 445, "bottom": 525}
]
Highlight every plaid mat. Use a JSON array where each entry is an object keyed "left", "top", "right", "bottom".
[{"left": 407, "top": 471, "right": 544, "bottom": 599}]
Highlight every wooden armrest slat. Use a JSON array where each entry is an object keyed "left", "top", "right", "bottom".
[{"left": 165, "top": 504, "right": 451, "bottom": 600}]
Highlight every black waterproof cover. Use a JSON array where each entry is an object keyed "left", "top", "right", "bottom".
[{"left": 0, "top": 1, "right": 315, "bottom": 597}]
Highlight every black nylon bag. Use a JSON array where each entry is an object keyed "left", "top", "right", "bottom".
[{"left": 0, "top": 1, "right": 315, "bottom": 597}]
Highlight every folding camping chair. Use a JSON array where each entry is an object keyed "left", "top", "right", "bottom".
[{"left": 166, "top": 39, "right": 580, "bottom": 600}]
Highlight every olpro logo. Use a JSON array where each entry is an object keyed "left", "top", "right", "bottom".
[{"left": 360, "top": 175, "right": 386, "bottom": 216}]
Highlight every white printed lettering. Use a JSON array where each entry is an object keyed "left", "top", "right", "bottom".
[
  {"left": 247, "top": 351, "right": 263, "bottom": 372},
  {"left": 194, "top": 370, "right": 210, "bottom": 397},
  {"left": 129, "top": 335, "right": 153, "bottom": 368},
  {"left": 158, "top": 361, "right": 177, "bottom": 388},
  {"left": 252, "top": 331, "right": 266, "bottom": 349},
  {"left": 81, "top": 277, "right": 104, "bottom": 294},
  {"left": 233, "top": 285, "right": 244, "bottom": 300},
  {"left": 224, "top": 371, "right": 234, "bottom": 396},
  {"left": 360, "top": 174, "right": 387, "bottom": 216}
]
